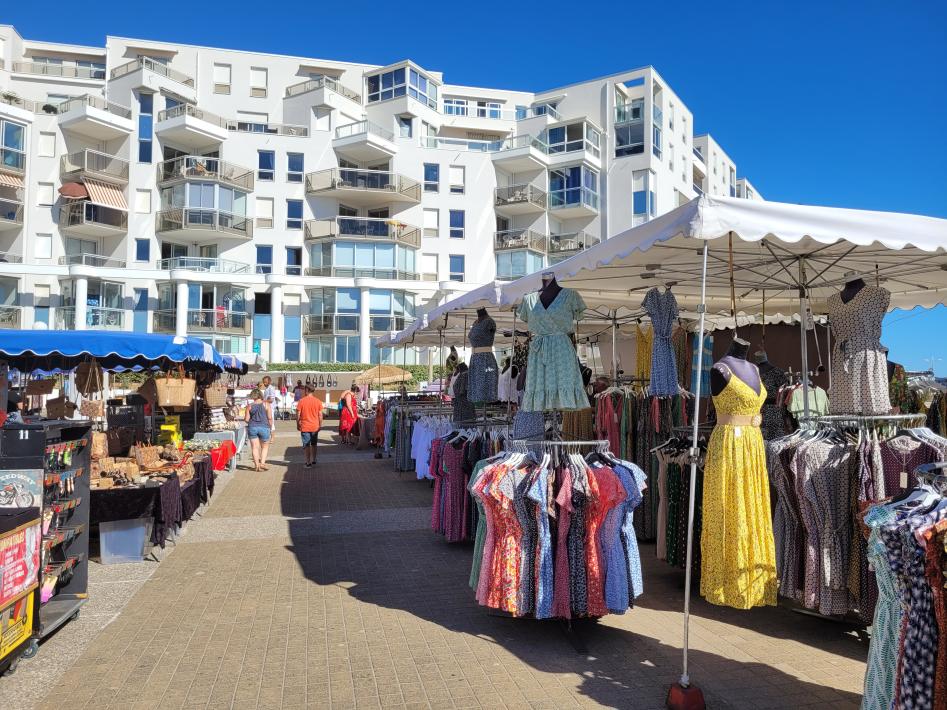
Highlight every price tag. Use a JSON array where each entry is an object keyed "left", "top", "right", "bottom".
[{"left": 900, "top": 470, "right": 909, "bottom": 490}]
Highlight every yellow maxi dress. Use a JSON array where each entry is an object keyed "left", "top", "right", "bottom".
[{"left": 700, "top": 370, "right": 778, "bottom": 609}]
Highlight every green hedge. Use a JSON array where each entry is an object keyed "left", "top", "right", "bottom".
[{"left": 267, "top": 363, "right": 447, "bottom": 382}]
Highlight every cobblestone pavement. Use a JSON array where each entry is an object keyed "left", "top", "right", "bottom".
[{"left": 17, "top": 424, "right": 867, "bottom": 709}]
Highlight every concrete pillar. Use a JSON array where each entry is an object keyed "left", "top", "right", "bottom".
[
  {"left": 74, "top": 277, "right": 88, "bottom": 331},
  {"left": 175, "top": 281, "right": 189, "bottom": 337},
  {"left": 270, "top": 284, "right": 285, "bottom": 363},
  {"left": 359, "top": 286, "right": 371, "bottom": 364}
]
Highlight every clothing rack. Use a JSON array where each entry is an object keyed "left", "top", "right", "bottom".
[
  {"left": 806, "top": 413, "right": 928, "bottom": 428},
  {"left": 507, "top": 438, "right": 610, "bottom": 454}
]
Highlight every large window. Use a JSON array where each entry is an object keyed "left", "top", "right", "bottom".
[
  {"left": 549, "top": 166, "right": 599, "bottom": 210},
  {"left": 0, "top": 120, "right": 25, "bottom": 172},
  {"left": 476, "top": 101, "right": 501, "bottom": 118},
  {"left": 449, "top": 210, "right": 465, "bottom": 239},
  {"left": 633, "top": 169, "right": 657, "bottom": 225},
  {"left": 286, "top": 199, "right": 303, "bottom": 229},
  {"left": 287, "top": 153, "right": 304, "bottom": 183},
  {"left": 258, "top": 150, "right": 275, "bottom": 181},
  {"left": 137, "top": 92, "right": 153, "bottom": 163},
  {"left": 443, "top": 98, "right": 467, "bottom": 115},
  {"left": 545, "top": 122, "right": 600, "bottom": 157},
  {"left": 449, "top": 255, "right": 465, "bottom": 282},
  {"left": 161, "top": 181, "right": 248, "bottom": 220},
  {"left": 408, "top": 68, "right": 437, "bottom": 109},
  {"left": 367, "top": 67, "right": 406, "bottom": 103},
  {"left": 423, "top": 163, "right": 439, "bottom": 192},
  {"left": 496, "top": 250, "right": 543, "bottom": 280}
]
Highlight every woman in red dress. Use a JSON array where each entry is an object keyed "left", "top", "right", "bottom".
[{"left": 339, "top": 384, "right": 359, "bottom": 444}]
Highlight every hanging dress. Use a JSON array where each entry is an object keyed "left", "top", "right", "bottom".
[
  {"left": 700, "top": 364, "right": 778, "bottom": 609},
  {"left": 468, "top": 316, "right": 499, "bottom": 403},
  {"left": 642, "top": 287, "right": 680, "bottom": 396},
  {"left": 517, "top": 288, "right": 588, "bottom": 411},
  {"left": 690, "top": 334, "right": 713, "bottom": 396}
]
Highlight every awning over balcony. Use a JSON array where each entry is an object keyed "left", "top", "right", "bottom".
[
  {"left": 0, "top": 173, "right": 24, "bottom": 190},
  {"left": 59, "top": 182, "right": 89, "bottom": 199},
  {"left": 85, "top": 178, "right": 128, "bottom": 210}
]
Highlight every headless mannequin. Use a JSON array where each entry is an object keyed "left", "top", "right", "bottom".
[
  {"left": 476, "top": 307, "right": 489, "bottom": 322},
  {"left": 840, "top": 277, "right": 867, "bottom": 304},
  {"left": 539, "top": 273, "right": 563, "bottom": 309},
  {"left": 710, "top": 337, "right": 762, "bottom": 396}
]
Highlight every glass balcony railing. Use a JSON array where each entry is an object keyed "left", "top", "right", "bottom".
[
  {"left": 0, "top": 199, "right": 24, "bottom": 226},
  {"left": 693, "top": 147, "right": 704, "bottom": 161},
  {"left": 652, "top": 105, "right": 664, "bottom": 125},
  {"left": 158, "top": 257, "right": 250, "bottom": 273},
  {"left": 492, "top": 134, "right": 548, "bottom": 153},
  {"left": 186, "top": 309, "right": 251, "bottom": 335},
  {"left": 0, "top": 148, "right": 26, "bottom": 174},
  {"left": 60, "top": 149, "right": 129, "bottom": 183},
  {"left": 156, "top": 103, "right": 228, "bottom": 128},
  {"left": 305, "top": 168, "right": 420, "bottom": 201},
  {"left": 0, "top": 305, "right": 21, "bottom": 328},
  {"left": 0, "top": 92, "right": 37, "bottom": 113},
  {"left": 615, "top": 99, "right": 644, "bottom": 124},
  {"left": 549, "top": 187, "right": 599, "bottom": 212},
  {"left": 157, "top": 156, "right": 254, "bottom": 191},
  {"left": 419, "top": 135, "right": 496, "bottom": 152},
  {"left": 57, "top": 94, "right": 132, "bottom": 120},
  {"left": 59, "top": 202, "right": 128, "bottom": 232},
  {"left": 58, "top": 253, "right": 127, "bottom": 269},
  {"left": 516, "top": 104, "right": 562, "bottom": 121},
  {"left": 156, "top": 209, "right": 253, "bottom": 239},
  {"left": 227, "top": 120, "right": 308, "bottom": 137},
  {"left": 334, "top": 120, "right": 394, "bottom": 142},
  {"left": 548, "top": 231, "right": 599, "bottom": 255},
  {"left": 305, "top": 217, "right": 421, "bottom": 248},
  {"left": 494, "top": 184, "right": 547, "bottom": 210},
  {"left": 12, "top": 61, "right": 106, "bottom": 81},
  {"left": 494, "top": 230, "right": 547, "bottom": 253},
  {"left": 284, "top": 76, "right": 361, "bottom": 104},
  {"left": 303, "top": 314, "right": 360, "bottom": 335},
  {"left": 305, "top": 266, "right": 420, "bottom": 281},
  {"left": 110, "top": 57, "right": 194, "bottom": 88},
  {"left": 693, "top": 183, "right": 704, "bottom": 196},
  {"left": 56, "top": 306, "right": 125, "bottom": 330}
]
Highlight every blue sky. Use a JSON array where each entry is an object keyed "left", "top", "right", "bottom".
[{"left": 5, "top": 1, "right": 947, "bottom": 370}]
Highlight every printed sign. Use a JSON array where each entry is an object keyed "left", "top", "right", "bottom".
[
  {"left": 0, "top": 591, "right": 34, "bottom": 661},
  {"left": 0, "top": 523, "right": 40, "bottom": 608},
  {"left": 0, "top": 469, "right": 42, "bottom": 510}
]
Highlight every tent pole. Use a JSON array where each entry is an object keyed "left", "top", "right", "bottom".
[
  {"left": 612, "top": 310, "right": 618, "bottom": 382},
  {"left": 679, "top": 239, "right": 709, "bottom": 693},
  {"left": 799, "top": 258, "right": 811, "bottom": 420}
]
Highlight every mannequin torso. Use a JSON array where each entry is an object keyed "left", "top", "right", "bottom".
[
  {"left": 539, "top": 274, "right": 562, "bottom": 309},
  {"left": 840, "top": 278, "right": 867, "bottom": 304},
  {"left": 710, "top": 338, "right": 762, "bottom": 396}
]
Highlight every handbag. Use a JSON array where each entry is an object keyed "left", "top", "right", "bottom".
[
  {"left": 154, "top": 368, "right": 197, "bottom": 408},
  {"left": 91, "top": 432, "right": 108, "bottom": 459},
  {"left": 80, "top": 398, "right": 105, "bottom": 419},
  {"left": 75, "top": 360, "right": 104, "bottom": 396},
  {"left": 203, "top": 382, "right": 228, "bottom": 407},
  {"left": 26, "top": 379, "right": 56, "bottom": 395},
  {"left": 106, "top": 427, "right": 135, "bottom": 456},
  {"left": 46, "top": 396, "right": 77, "bottom": 419}
]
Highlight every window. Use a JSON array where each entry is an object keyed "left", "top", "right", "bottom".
[
  {"left": 0, "top": 120, "right": 25, "bottom": 172},
  {"left": 135, "top": 239, "right": 150, "bottom": 262},
  {"left": 476, "top": 101, "right": 501, "bottom": 118},
  {"left": 38, "top": 132, "right": 56, "bottom": 157},
  {"left": 423, "top": 163, "right": 439, "bottom": 192},
  {"left": 652, "top": 124, "right": 662, "bottom": 159},
  {"left": 668, "top": 103, "right": 675, "bottom": 130},
  {"left": 443, "top": 98, "right": 467, "bottom": 116},
  {"left": 256, "top": 245, "right": 273, "bottom": 274},
  {"left": 449, "top": 165, "right": 465, "bottom": 194},
  {"left": 408, "top": 68, "right": 437, "bottom": 109},
  {"left": 33, "top": 284, "right": 50, "bottom": 328},
  {"left": 496, "top": 250, "right": 543, "bottom": 280},
  {"left": 75, "top": 60, "right": 105, "bottom": 79},
  {"left": 449, "top": 210, "right": 465, "bottom": 239},
  {"left": 549, "top": 165, "right": 599, "bottom": 210},
  {"left": 397, "top": 116, "right": 412, "bottom": 138},
  {"left": 286, "top": 247, "right": 302, "bottom": 276},
  {"left": 250, "top": 67, "right": 268, "bottom": 97},
  {"left": 37, "top": 182, "right": 54, "bottom": 206},
  {"left": 213, "top": 63, "right": 231, "bottom": 94},
  {"left": 632, "top": 169, "right": 656, "bottom": 225},
  {"left": 135, "top": 189, "right": 152, "bottom": 214},
  {"left": 669, "top": 143, "right": 675, "bottom": 173},
  {"left": 258, "top": 150, "right": 275, "bottom": 181},
  {"left": 35, "top": 234, "right": 52, "bottom": 259},
  {"left": 421, "top": 253, "right": 438, "bottom": 280},
  {"left": 423, "top": 208, "right": 439, "bottom": 238},
  {"left": 286, "top": 199, "right": 303, "bottom": 229},
  {"left": 287, "top": 152, "right": 304, "bottom": 183},
  {"left": 366, "top": 67, "right": 406, "bottom": 103},
  {"left": 682, "top": 116, "right": 688, "bottom": 143},
  {"left": 255, "top": 197, "right": 274, "bottom": 228},
  {"left": 137, "top": 92, "right": 153, "bottom": 163},
  {"left": 448, "top": 255, "right": 465, "bottom": 282}
]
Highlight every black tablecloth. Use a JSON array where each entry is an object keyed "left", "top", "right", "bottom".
[{"left": 180, "top": 479, "right": 201, "bottom": 521}]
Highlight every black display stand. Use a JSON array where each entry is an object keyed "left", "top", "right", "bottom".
[{"left": 0, "top": 420, "right": 92, "bottom": 643}]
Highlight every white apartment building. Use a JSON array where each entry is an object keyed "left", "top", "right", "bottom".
[{"left": 0, "top": 26, "right": 763, "bottom": 364}]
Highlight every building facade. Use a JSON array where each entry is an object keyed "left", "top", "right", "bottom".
[{"left": 0, "top": 26, "right": 763, "bottom": 363}]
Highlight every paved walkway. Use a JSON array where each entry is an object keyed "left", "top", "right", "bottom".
[{"left": 8, "top": 423, "right": 868, "bottom": 709}]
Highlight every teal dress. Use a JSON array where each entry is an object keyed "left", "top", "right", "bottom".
[{"left": 517, "top": 288, "right": 588, "bottom": 411}]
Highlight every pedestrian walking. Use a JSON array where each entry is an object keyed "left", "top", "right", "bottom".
[
  {"left": 244, "top": 389, "right": 274, "bottom": 471},
  {"left": 296, "top": 385, "right": 324, "bottom": 468}
]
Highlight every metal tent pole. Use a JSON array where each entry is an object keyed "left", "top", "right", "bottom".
[
  {"left": 798, "top": 258, "right": 811, "bottom": 420},
  {"left": 611, "top": 310, "right": 619, "bottom": 382},
  {"left": 679, "top": 239, "right": 709, "bottom": 691}
]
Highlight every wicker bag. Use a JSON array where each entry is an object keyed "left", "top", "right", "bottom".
[
  {"left": 155, "top": 371, "right": 197, "bottom": 408},
  {"left": 91, "top": 432, "right": 108, "bottom": 460},
  {"left": 46, "top": 396, "right": 77, "bottom": 419},
  {"left": 26, "top": 379, "right": 56, "bottom": 395},
  {"left": 203, "top": 382, "right": 229, "bottom": 407},
  {"left": 106, "top": 427, "right": 135, "bottom": 456},
  {"left": 80, "top": 398, "right": 105, "bottom": 419},
  {"left": 130, "top": 444, "right": 161, "bottom": 468},
  {"left": 75, "top": 361, "right": 103, "bottom": 396}
]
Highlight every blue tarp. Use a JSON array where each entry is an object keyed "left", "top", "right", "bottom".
[{"left": 0, "top": 329, "right": 229, "bottom": 373}]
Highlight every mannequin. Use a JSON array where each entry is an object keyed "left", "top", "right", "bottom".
[
  {"left": 755, "top": 349, "right": 789, "bottom": 439},
  {"left": 445, "top": 346, "right": 459, "bottom": 375},
  {"left": 840, "top": 273, "right": 867, "bottom": 304},
  {"left": 710, "top": 337, "right": 761, "bottom": 396},
  {"left": 467, "top": 307, "right": 498, "bottom": 402},
  {"left": 539, "top": 272, "right": 562, "bottom": 309},
  {"left": 476, "top": 307, "right": 489, "bottom": 321}
]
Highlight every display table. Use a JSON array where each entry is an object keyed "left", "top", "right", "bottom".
[{"left": 194, "top": 430, "right": 240, "bottom": 472}]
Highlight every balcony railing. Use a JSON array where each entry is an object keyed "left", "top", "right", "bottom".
[
  {"left": 493, "top": 134, "right": 548, "bottom": 153},
  {"left": 110, "top": 57, "right": 194, "bottom": 87},
  {"left": 549, "top": 187, "right": 599, "bottom": 211},
  {"left": 693, "top": 183, "right": 704, "bottom": 196},
  {"left": 0, "top": 92, "right": 37, "bottom": 113},
  {"left": 305, "top": 168, "right": 420, "bottom": 201},
  {"left": 653, "top": 105, "right": 664, "bottom": 125},
  {"left": 0, "top": 199, "right": 24, "bottom": 226},
  {"left": 227, "top": 120, "right": 307, "bottom": 137},
  {"left": 369, "top": 315, "right": 412, "bottom": 333},
  {"left": 549, "top": 231, "right": 599, "bottom": 255},
  {"left": 284, "top": 76, "right": 361, "bottom": 103},
  {"left": 58, "top": 94, "right": 132, "bottom": 119},
  {"left": 305, "top": 266, "right": 420, "bottom": 281},
  {"left": 443, "top": 104, "right": 519, "bottom": 121},
  {"left": 494, "top": 229, "right": 547, "bottom": 253},
  {"left": 334, "top": 120, "right": 395, "bottom": 142},
  {"left": 420, "top": 135, "right": 495, "bottom": 152},
  {"left": 58, "top": 253, "right": 127, "bottom": 269},
  {"left": 305, "top": 217, "right": 421, "bottom": 248},
  {"left": 156, "top": 209, "right": 253, "bottom": 239},
  {"left": 157, "top": 103, "right": 227, "bottom": 128},
  {"left": 0, "top": 148, "right": 25, "bottom": 174},
  {"left": 158, "top": 256, "right": 250, "bottom": 273},
  {"left": 186, "top": 309, "right": 251, "bottom": 335},
  {"left": 59, "top": 202, "right": 128, "bottom": 232},
  {"left": 12, "top": 61, "right": 106, "bottom": 81},
  {"left": 693, "top": 147, "right": 704, "bottom": 161},
  {"left": 494, "top": 184, "right": 547, "bottom": 210},
  {"left": 157, "top": 156, "right": 254, "bottom": 191},
  {"left": 60, "top": 149, "right": 129, "bottom": 183},
  {"left": 56, "top": 306, "right": 124, "bottom": 330},
  {"left": 615, "top": 99, "right": 644, "bottom": 124},
  {"left": 517, "top": 104, "right": 562, "bottom": 121},
  {"left": 0, "top": 250, "right": 23, "bottom": 263},
  {"left": 0, "top": 305, "right": 21, "bottom": 328},
  {"left": 303, "top": 314, "right": 360, "bottom": 335}
]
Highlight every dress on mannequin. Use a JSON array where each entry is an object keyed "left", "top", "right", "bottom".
[
  {"left": 642, "top": 287, "right": 680, "bottom": 396},
  {"left": 755, "top": 351, "right": 787, "bottom": 440},
  {"left": 827, "top": 280, "right": 892, "bottom": 414},
  {"left": 467, "top": 310, "right": 498, "bottom": 403}
]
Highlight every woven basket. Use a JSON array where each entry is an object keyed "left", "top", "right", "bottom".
[
  {"left": 155, "top": 375, "right": 197, "bottom": 408},
  {"left": 80, "top": 399, "right": 105, "bottom": 419},
  {"left": 204, "top": 383, "right": 229, "bottom": 407},
  {"left": 75, "top": 361, "right": 103, "bottom": 396},
  {"left": 91, "top": 432, "right": 108, "bottom": 460}
]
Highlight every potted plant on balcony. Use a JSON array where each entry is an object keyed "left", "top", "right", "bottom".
[{"left": 42, "top": 103, "right": 59, "bottom": 114}]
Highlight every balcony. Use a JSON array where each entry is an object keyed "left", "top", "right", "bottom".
[
  {"left": 548, "top": 187, "right": 599, "bottom": 218},
  {"left": 153, "top": 309, "right": 251, "bottom": 335},
  {"left": 0, "top": 92, "right": 37, "bottom": 119},
  {"left": 693, "top": 183, "right": 704, "bottom": 196},
  {"left": 227, "top": 119, "right": 307, "bottom": 137},
  {"left": 0, "top": 305, "right": 21, "bottom": 329},
  {"left": 516, "top": 104, "right": 562, "bottom": 122},
  {"left": 57, "top": 95, "right": 134, "bottom": 141},
  {"left": 156, "top": 209, "right": 253, "bottom": 241},
  {"left": 615, "top": 99, "right": 644, "bottom": 125},
  {"left": 420, "top": 135, "right": 496, "bottom": 152},
  {"left": 305, "top": 266, "right": 420, "bottom": 281},
  {"left": 333, "top": 120, "right": 397, "bottom": 162},
  {"left": 59, "top": 202, "right": 128, "bottom": 237},
  {"left": 692, "top": 146, "right": 705, "bottom": 163},
  {"left": 491, "top": 134, "right": 548, "bottom": 172},
  {"left": 494, "top": 229, "right": 547, "bottom": 253},
  {"left": 110, "top": 57, "right": 196, "bottom": 99},
  {"left": 158, "top": 257, "right": 251, "bottom": 274},
  {"left": 303, "top": 314, "right": 360, "bottom": 335},
  {"left": 305, "top": 217, "right": 421, "bottom": 248},
  {"left": 60, "top": 150, "right": 129, "bottom": 185},
  {"left": 0, "top": 197, "right": 24, "bottom": 232},
  {"left": 305, "top": 168, "right": 420, "bottom": 206},
  {"left": 56, "top": 306, "right": 125, "bottom": 331},
  {"left": 0, "top": 251, "right": 23, "bottom": 264},
  {"left": 548, "top": 231, "right": 600, "bottom": 262},
  {"left": 12, "top": 61, "right": 105, "bottom": 81},
  {"left": 285, "top": 77, "right": 361, "bottom": 105},
  {"left": 58, "top": 253, "right": 127, "bottom": 269},
  {"left": 156, "top": 104, "right": 229, "bottom": 148},
  {"left": 494, "top": 183, "right": 547, "bottom": 215},
  {"left": 157, "top": 156, "right": 254, "bottom": 192}
]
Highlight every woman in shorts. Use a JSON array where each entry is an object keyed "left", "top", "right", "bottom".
[{"left": 244, "top": 389, "right": 274, "bottom": 471}]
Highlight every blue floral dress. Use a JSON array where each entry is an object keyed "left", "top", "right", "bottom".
[
  {"left": 643, "top": 287, "right": 679, "bottom": 396},
  {"left": 517, "top": 288, "right": 588, "bottom": 411}
]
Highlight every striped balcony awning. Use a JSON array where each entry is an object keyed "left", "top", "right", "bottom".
[
  {"left": 85, "top": 178, "right": 128, "bottom": 210},
  {"left": 0, "top": 172, "right": 24, "bottom": 190}
]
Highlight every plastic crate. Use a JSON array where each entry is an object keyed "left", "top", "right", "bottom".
[{"left": 99, "top": 519, "right": 148, "bottom": 564}]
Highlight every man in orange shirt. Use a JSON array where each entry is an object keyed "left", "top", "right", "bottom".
[{"left": 296, "top": 385, "right": 324, "bottom": 468}]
